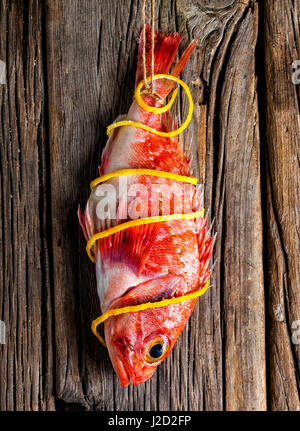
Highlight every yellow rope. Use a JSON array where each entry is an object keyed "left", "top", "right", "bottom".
[
  {"left": 91, "top": 280, "right": 210, "bottom": 347},
  {"left": 86, "top": 209, "right": 204, "bottom": 263},
  {"left": 90, "top": 168, "right": 198, "bottom": 190},
  {"left": 87, "top": 73, "right": 210, "bottom": 348},
  {"left": 106, "top": 74, "right": 193, "bottom": 137}
]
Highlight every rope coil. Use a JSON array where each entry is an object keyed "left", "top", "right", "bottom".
[
  {"left": 85, "top": 5, "right": 209, "bottom": 347},
  {"left": 86, "top": 72, "right": 208, "bottom": 346}
]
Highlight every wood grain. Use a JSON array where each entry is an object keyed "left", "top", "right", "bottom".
[
  {"left": 190, "top": 1, "right": 265, "bottom": 410},
  {"left": 0, "top": 0, "right": 54, "bottom": 411},
  {"left": 263, "top": 0, "right": 300, "bottom": 411},
  {"left": 214, "top": 4, "right": 265, "bottom": 410}
]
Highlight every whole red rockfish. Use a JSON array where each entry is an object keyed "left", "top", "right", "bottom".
[{"left": 78, "top": 27, "right": 213, "bottom": 387}]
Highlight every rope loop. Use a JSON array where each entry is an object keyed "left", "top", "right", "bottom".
[{"left": 106, "top": 74, "right": 193, "bottom": 138}]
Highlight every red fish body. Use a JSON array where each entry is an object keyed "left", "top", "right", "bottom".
[{"left": 79, "top": 27, "right": 213, "bottom": 387}]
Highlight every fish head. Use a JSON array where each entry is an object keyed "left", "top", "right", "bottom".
[
  {"left": 104, "top": 312, "right": 169, "bottom": 386},
  {"left": 103, "top": 276, "right": 196, "bottom": 386},
  {"left": 104, "top": 308, "right": 181, "bottom": 387}
]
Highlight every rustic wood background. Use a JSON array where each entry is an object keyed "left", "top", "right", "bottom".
[{"left": 0, "top": 0, "right": 299, "bottom": 411}]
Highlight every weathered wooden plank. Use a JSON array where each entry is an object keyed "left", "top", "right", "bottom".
[
  {"left": 0, "top": 0, "right": 54, "bottom": 411},
  {"left": 176, "top": 0, "right": 239, "bottom": 411},
  {"left": 181, "top": 0, "right": 266, "bottom": 410},
  {"left": 263, "top": 0, "right": 300, "bottom": 411},
  {"left": 189, "top": 1, "right": 265, "bottom": 410},
  {"left": 219, "top": 4, "right": 266, "bottom": 410}
]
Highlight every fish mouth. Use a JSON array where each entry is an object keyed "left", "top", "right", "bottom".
[
  {"left": 114, "top": 353, "right": 156, "bottom": 387},
  {"left": 115, "top": 355, "right": 130, "bottom": 387},
  {"left": 130, "top": 371, "right": 155, "bottom": 386}
]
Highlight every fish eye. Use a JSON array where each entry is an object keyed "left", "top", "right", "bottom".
[
  {"left": 150, "top": 343, "right": 164, "bottom": 358},
  {"left": 144, "top": 337, "right": 169, "bottom": 363}
]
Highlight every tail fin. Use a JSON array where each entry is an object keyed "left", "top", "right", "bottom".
[
  {"left": 135, "top": 24, "right": 182, "bottom": 86},
  {"left": 135, "top": 25, "right": 197, "bottom": 98}
]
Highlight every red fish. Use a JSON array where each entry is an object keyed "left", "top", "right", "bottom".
[{"left": 78, "top": 26, "right": 213, "bottom": 387}]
